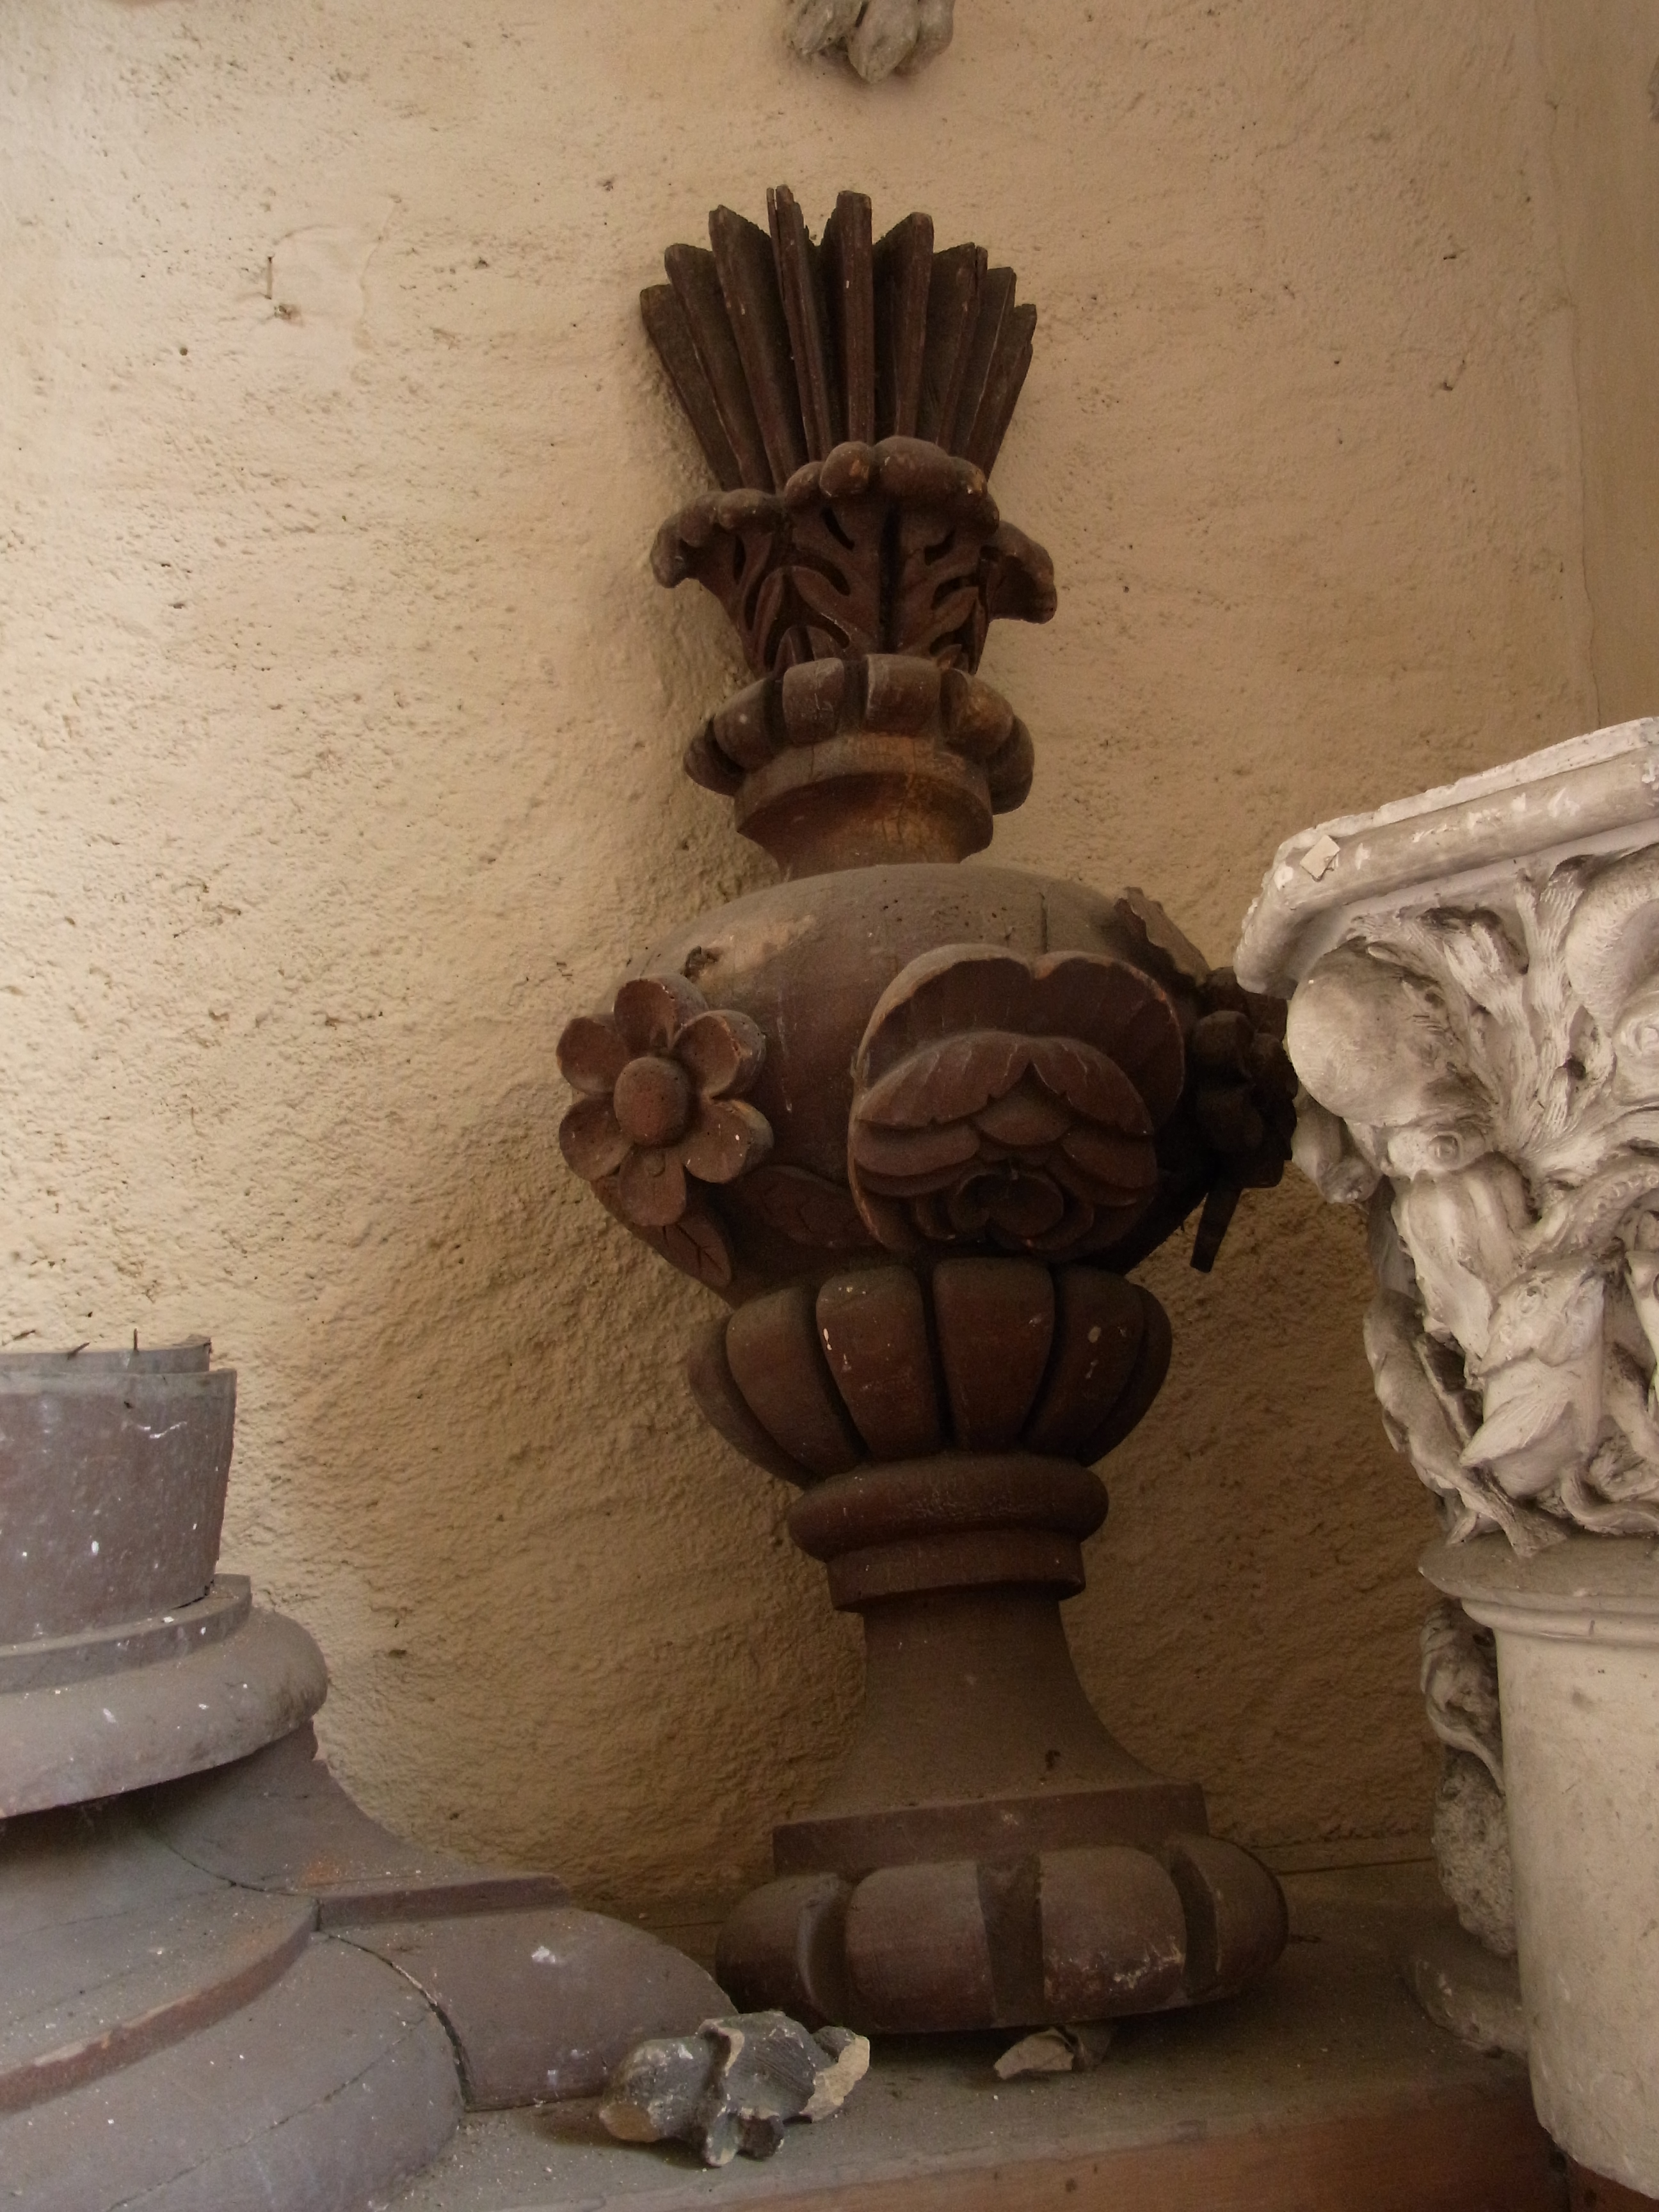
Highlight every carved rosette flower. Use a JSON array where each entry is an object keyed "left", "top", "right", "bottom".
[
  {"left": 847, "top": 947, "right": 1185, "bottom": 1262},
  {"left": 557, "top": 975, "right": 773, "bottom": 1236}
]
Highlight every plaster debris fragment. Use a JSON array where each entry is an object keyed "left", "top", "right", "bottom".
[
  {"left": 993, "top": 2023, "right": 1116, "bottom": 2079},
  {"left": 1402, "top": 1919, "right": 1527, "bottom": 2058},
  {"left": 599, "top": 2011, "right": 869, "bottom": 2167},
  {"left": 1298, "top": 833, "right": 1342, "bottom": 881},
  {"left": 785, "top": 0, "right": 954, "bottom": 82}
]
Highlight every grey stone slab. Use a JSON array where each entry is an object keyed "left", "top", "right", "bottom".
[
  {"left": 0, "top": 1804, "right": 219, "bottom": 1937},
  {"left": 0, "top": 1936, "right": 461, "bottom": 2212},
  {"left": 0, "top": 1607, "right": 326, "bottom": 1816},
  {"left": 143, "top": 1724, "right": 569, "bottom": 1924},
  {"left": 341, "top": 1906, "right": 730, "bottom": 2106},
  {"left": 0, "top": 1875, "right": 312, "bottom": 2112}
]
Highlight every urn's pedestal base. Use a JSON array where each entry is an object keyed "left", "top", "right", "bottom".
[
  {"left": 719, "top": 1824, "right": 1285, "bottom": 2035},
  {"left": 694, "top": 1281, "right": 1289, "bottom": 2037},
  {"left": 716, "top": 1582, "right": 1286, "bottom": 2035}
]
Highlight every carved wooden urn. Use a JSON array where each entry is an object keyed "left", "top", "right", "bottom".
[{"left": 558, "top": 188, "right": 1294, "bottom": 2035}]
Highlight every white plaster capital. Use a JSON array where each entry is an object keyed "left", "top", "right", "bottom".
[{"left": 1238, "top": 719, "right": 1659, "bottom": 1549}]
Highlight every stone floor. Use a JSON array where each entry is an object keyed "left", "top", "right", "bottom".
[{"left": 379, "top": 1865, "right": 1566, "bottom": 2212}]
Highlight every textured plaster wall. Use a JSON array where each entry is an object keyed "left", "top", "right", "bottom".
[
  {"left": 0, "top": 1, "right": 1608, "bottom": 1917},
  {"left": 1535, "top": 0, "right": 1659, "bottom": 727}
]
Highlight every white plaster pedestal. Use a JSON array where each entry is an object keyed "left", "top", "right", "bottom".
[
  {"left": 1237, "top": 716, "right": 1659, "bottom": 2199},
  {"left": 1423, "top": 1533, "right": 1659, "bottom": 2195}
]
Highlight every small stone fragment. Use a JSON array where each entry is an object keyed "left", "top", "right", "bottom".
[
  {"left": 597, "top": 2033, "right": 710, "bottom": 2144},
  {"left": 994, "top": 2023, "right": 1115, "bottom": 2080},
  {"left": 1067, "top": 2023, "right": 1116, "bottom": 2069},
  {"left": 846, "top": 0, "right": 920, "bottom": 79},
  {"left": 785, "top": 0, "right": 863, "bottom": 58},
  {"left": 898, "top": 0, "right": 954, "bottom": 70},
  {"left": 803, "top": 2023, "right": 871, "bottom": 2118},
  {"left": 599, "top": 2010, "right": 869, "bottom": 2167},
  {"left": 785, "top": 0, "right": 955, "bottom": 81},
  {"left": 995, "top": 2029, "right": 1072, "bottom": 2078}
]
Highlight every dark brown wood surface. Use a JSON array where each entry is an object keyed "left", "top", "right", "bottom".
[
  {"left": 821, "top": 192, "right": 875, "bottom": 444},
  {"left": 640, "top": 282, "right": 744, "bottom": 490},
  {"left": 947, "top": 264, "right": 1014, "bottom": 454},
  {"left": 874, "top": 210, "right": 933, "bottom": 438},
  {"left": 711, "top": 204, "right": 807, "bottom": 486},
  {"left": 664, "top": 241, "right": 772, "bottom": 488},
  {"left": 916, "top": 241, "right": 986, "bottom": 444},
  {"left": 965, "top": 298, "right": 1037, "bottom": 473},
  {"left": 770, "top": 185, "right": 840, "bottom": 460},
  {"left": 1570, "top": 2165, "right": 1659, "bottom": 2211}
]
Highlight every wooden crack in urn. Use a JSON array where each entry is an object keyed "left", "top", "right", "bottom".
[{"left": 558, "top": 186, "right": 1295, "bottom": 2035}]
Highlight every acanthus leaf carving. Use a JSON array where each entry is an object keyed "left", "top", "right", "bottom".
[
  {"left": 1286, "top": 852, "right": 1659, "bottom": 1547},
  {"left": 652, "top": 440, "right": 1053, "bottom": 681}
]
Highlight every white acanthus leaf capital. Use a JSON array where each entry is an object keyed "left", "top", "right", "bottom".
[{"left": 1284, "top": 856, "right": 1659, "bottom": 1547}]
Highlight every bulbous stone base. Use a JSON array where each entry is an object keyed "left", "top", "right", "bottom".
[{"left": 720, "top": 1831, "right": 1285, "bottom": 2036}]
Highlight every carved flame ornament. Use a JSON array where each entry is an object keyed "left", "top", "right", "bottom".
[{"left": 557, "top": 188, "right": 1291, "bottom": 2035}]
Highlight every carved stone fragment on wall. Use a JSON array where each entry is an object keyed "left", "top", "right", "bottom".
[
  {"left": 557, "top": 187, "right": 1294, "bottom": 2034},
  {"left": 785, "top": 0, "right": 954, "bottom": 83}
]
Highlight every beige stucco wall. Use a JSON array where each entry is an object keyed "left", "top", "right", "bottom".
[
  {"left": 0, "top": 0, "right": 1624, "bottom": 1920},
  {"left": 1535, "top": 0, "right": 1659, "bottom": 726}
]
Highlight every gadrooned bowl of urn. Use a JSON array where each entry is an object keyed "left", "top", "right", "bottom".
[
  {"left": 689, "top": 1257, "right": 1167, "bottom": 1486},
  {"left": 689, "top": 1255, "right": 1169, "bottom": 1607}
]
